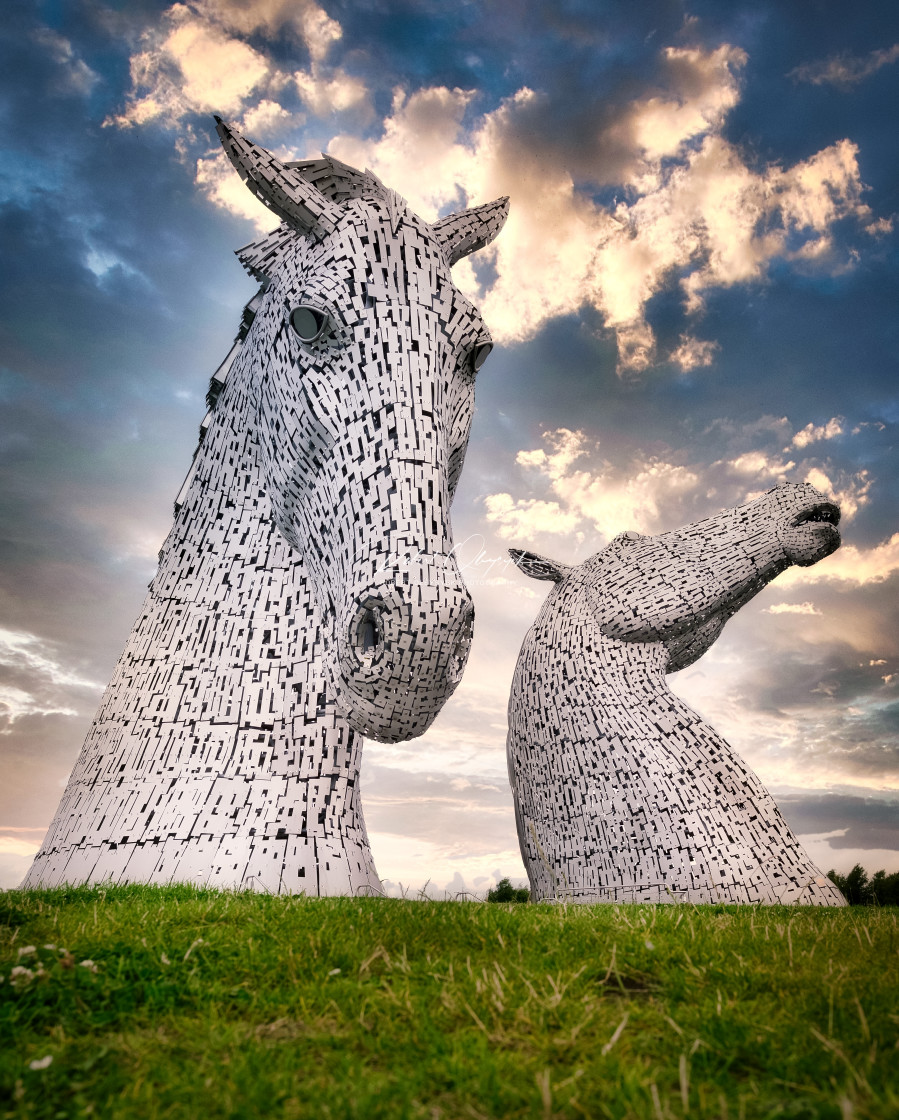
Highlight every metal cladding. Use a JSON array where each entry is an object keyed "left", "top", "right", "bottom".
[
  {"left": 23, "top": 119, "right": 508, "bottom": 895},
  {"left": 507, "top": 482, "right": 848, "bottom": 906}
]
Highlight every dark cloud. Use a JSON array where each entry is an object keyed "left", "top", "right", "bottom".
[{"left": 778, "top": 792, "right": 899, "bottom": 852}]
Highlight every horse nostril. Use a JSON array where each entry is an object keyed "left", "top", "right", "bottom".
[
  {"left": 448, "top": 611, "right": 474, "bottom": 684},
  {"left": 353, "top": 606, "right": 384, "bottom": 663},
  {"left": 360, "top": 617, "right": 377, "bottom": 653}
]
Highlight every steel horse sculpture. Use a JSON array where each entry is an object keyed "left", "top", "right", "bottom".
[
  {"left": 24, "top": 119, "right": 508, "bottom": 894},
  {"left": 507, "top": 482, "right": 847, "bottom": 906}
]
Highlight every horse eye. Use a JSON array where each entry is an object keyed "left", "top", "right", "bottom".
[
  {"left": 290, "top": 306, "right": 328, "bottom": 342},
  {"left": 471, "top": 342, "right": 493, "bottom": 371}
]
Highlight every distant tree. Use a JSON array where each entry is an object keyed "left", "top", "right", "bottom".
[
  {"left": 487, "top": 877, "right": 530, "bottom": 903},
  {"left": 869, "top": 870, "right": 899, "bottom": 907},
  {"left": 826, "top": 865, "right": 899, "bottom": 906}
]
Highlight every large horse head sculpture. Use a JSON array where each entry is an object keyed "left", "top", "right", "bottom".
[{"left": 216, "top": 119, "right": 508, "bottom": 744}]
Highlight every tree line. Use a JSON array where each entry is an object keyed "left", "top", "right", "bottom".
[
  {"left": 827, "top": 865, "right": 899, "bottom": 906},
  {"left": 486, "top": 868, "right": 899, "bottom": 906}
]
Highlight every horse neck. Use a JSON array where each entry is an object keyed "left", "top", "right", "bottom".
[
  {"left": 152, "top": 344, "right": 327, "bottom": 723},
  {"left": 525, "top": 579, "right": 676, "bottom": 717}
]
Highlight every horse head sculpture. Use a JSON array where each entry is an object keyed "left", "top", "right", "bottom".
[
  {"left": 507, "top": 482, "right": 846, "bottom": 905},
  {"left": 216, "top": 119, "right": 508, "bottom": 743},
  {"left": 23, "top": 121, "right": 508, "bottom": 895}
]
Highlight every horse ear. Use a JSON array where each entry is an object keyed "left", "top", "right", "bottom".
[
  {"left": 215, "top": 117, "right": 342, "bottom": 238},
  {"left": 433, "top": 196, "right": 510, "bottom": 265},
  {"left": 509, "top": 549, "right": 572, "bottom": 583}
]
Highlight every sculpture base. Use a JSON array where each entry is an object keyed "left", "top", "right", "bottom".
[
  {"left": 22, "top": 831, "right": 382, "bottom": 897},
  {"left": 542, "top": 876, "right": 846, "bottom": 906}
]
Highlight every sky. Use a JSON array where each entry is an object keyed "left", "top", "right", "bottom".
[{"left": 1, "top": 0, "right": 898, "bottom": 894}]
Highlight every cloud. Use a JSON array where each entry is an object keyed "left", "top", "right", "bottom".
[
  {"left": 107, "top": 6, "right": 272, "bottom": 128},
  {"left": 485, "top": 428, "right": 699, "bottom": 542},
  {"left": 483, "top": 494, "right": 581, "bottom": 540},
  {"left": 0, "top": 628, "right": 102, "bottom": 724},
  {"left": 321, "top": 44, "right": 876, "bottom": 373},
  {"left": 792, "top": 417, "right": 844, "bottom": 448},
  {"left": 778, "top": 534, "right": 899, "bottom": 588},
  {"left": 193, "top": 0, "right": 341, "bottom": 57},
  {"left": 241, "top": 98, "right": 295, "bottom": 137},
  {"left": 105, "top": 22, "right": 884, "bottom": 375},
  {"left": 294, "top": 68, "right": 367, "bottom": 117},
  {"left": 195, "top": 148, "right": 275, "bottom": 229},
  {"left": 623, "top": 45, "right": 746, "bottom": 166},
  {"left": 791, "top": 44, "right": 899, "bottom": 89},
  {"left": 481, "top": 422, "right": 873, "bottom": 550},
  {"left": 106, "top": 0, "right": 370, "bottom": 144},
  {"left": 104, "top": 0, "right": 360, "bottom": 133},
  {"left": 670, "top": 334, "right": 719, "bottom": 371},
  {"left": 32, "top": 28, "right": 100, "bottom": 96},
  {"left": 330, "top": 86, "right": 479, "bottom": 220},
  {"left": 765, "top": 602, "right": 822, "bottom": 615},
  {"left": 777, "top": 793, "right": 899, "bottom": 851}
]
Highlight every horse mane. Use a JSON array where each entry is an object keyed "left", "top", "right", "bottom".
[{"left": 234, "top": 154, "right": 396, "bottom": 281}]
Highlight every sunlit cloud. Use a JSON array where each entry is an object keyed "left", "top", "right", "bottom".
[
  {"left": 670, "top": 334, "right": 719, "bottom": 371},
  {"left": 481, "top": 421, "right": 873, "bottom": 549},
  {"left": 765, "top": 602, "right": 822, "bottom": 615},
  {"left": 778, "top": 533, "right": 899, "bottom": 588},
  {"left": 104, "top": 0, "right": 361, "bottom": 133},
  {"left": 241, "top": 98, "right": 294, "bottom": 137},
  {"left": 106, "top": 5, "right": 272, "bottom": 128},
  {"left": 792, "top": 417, "right": 844, "bottom": 448},
  {"left": 195, "top": 148, "right": 275, "bottom": 229},
  {"left": 104, "top": 18, "right": 885, "bottom": 375},
  {"left": 322, "top": 48, "right": 877, "bottom": 373}
]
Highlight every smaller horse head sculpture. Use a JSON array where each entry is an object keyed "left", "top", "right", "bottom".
[
  {"left": 217, "top": 119, "right": 508, "bottom": 744},
  {"left": 507, "top": 481, "right": 844, "bottom": 905},
  {"left": 512, "top": 480, "right": 841, "bottom": 672}
]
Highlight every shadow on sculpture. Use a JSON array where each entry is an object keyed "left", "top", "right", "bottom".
[
  {"left": 507, "top": 482, "right": 847, "bottom": 906},
  {"left": 24, "top": 118, "right": 508, "bottom": 895}
]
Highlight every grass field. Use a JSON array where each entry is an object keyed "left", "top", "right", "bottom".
[{"left": 1, "top": 886, "right": 897, "bottom": 1119}]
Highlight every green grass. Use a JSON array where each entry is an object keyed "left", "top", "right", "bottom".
[{"left": 1, "top": 887, "right": 897, "bottom": 1119}]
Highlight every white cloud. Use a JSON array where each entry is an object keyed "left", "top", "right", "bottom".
[
  {"left": 765, "top": 602, "right": 822, "bottom": 615},
  {"left": 324, "top": 44, "right": 874, "bottom": 373},
  {"left": 294, "top": 68, "right": 368, "bottom": 117},
  {"left": 485, "top": 428, "right": 700, "bottom": 542},
  {"left": 626, "top": 46, "right": 746, "bottom": 165},
  {"left": 108, "top": 25, "right": 883, "bottom": 373},
  {"left": 241, "top": 98, "right": 294, "bottom": 137},
  {"left": 778, "top": 533, "right": 899, "bottom": 588},
  {"left": 195, "top": 148, "right": 275, "bottom": 229},
  {"left": 194, "top": 0, "right": 341, "bottom": 57},
  {"left": 670, "top": 334, "right": 719, "bottom": 371},
  {"left": 802, "top": 465, "right": 870, "bottom": 520},
  {"left": 0, "top": 835, "right": 41, "bottom": 858},
  {"left": 105, "top": 0, "right": 360, "bottom": 133},
  {"left": 330, "top": 86, "right": 479, "bottom": 220},
  {"left": 0, "top": 629, "right": 101, "bottom": 695},
  {"left": 483, "top": 494, "right": 581, "bottom": 540},
  {"left": 726, "top": 450, "right": 796, "bottom": 478},
  {"left": 792, "top": 417, "right": 844, "bottom": 448},
  {"left": 482, "top": 421, "right": 879, "bottom": 555},
  {"left": 0, "top": 628, "right": 102, "bottom": 725},
  {"left": 107, "top": 6, "right": 271, "bottom": 128}
]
